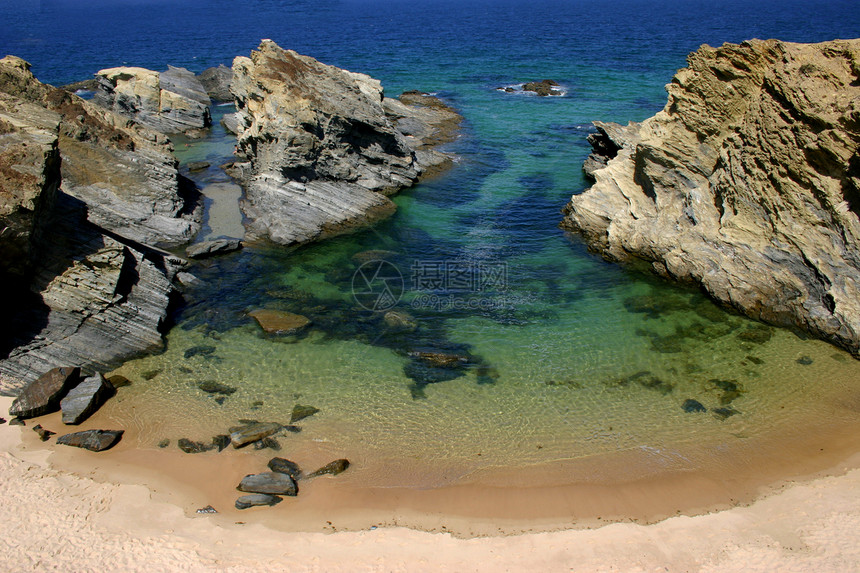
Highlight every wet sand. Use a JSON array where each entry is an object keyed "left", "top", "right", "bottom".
[{"left": 3, "top": 392, "right": 860, "bottom": 571}]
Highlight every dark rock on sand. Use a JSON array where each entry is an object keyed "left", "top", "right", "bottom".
[
  {"left": 289, "top": 404, "right": 320, "bottom": 424},
  {"left": 268, "top": 457, "right": 303, "bottom": 480},
  {"left": 235, "top": 494, "right": 282, "bottom": 510},
  {"left": 797, "top": 356, "right": 814, "bottom": 365},
  {"left": 32, "top": 424, "right": 55, "bottom": 441},
  {"left": 9, "top": 418, "right": 24, "bottom": 426},
  {"left": 196, "top": 505, "right": 218, "bottom": 514},
  {"left": 57, "top": 429, "right": 123, "bottom": 451},
  {"left": 60, "top": 373, "right": 116, "bottom": 424},
  {"left": 230, "top": 422, "right": 282, "bottom": 448},
  {"left": 185, "top": 239, "right": 242, "bottom": 259},
  {"left": 237, "top": 472, "right": 298, "bottom": 496},
  {"left": 178, "top": 438, "right": 213, "bottom": 453},
  {"left": 306, "top": 459, "right": 350, "bottom": 478},
  {"left": 253, "top": 437, "right": 281, "bottom": 451},
  {"left": 682, "top": 399, "right": 707, "bottom": 413},
  {"left": 157, "top": 439, "right": 170, "bottom": 448},
  {"left": 8, "top": 366, "right": 81, "bottom": 419}
]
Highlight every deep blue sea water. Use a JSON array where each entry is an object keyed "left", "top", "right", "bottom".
[{"left": 3, "top": 1, "right": 860, "bottom": 491}]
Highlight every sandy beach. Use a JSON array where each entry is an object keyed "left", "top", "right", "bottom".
[{"left": 2, "top": 396, "right": 860, "bottom": 572}]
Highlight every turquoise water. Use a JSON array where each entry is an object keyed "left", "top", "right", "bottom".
[{"left": 5, "top": 0, "right": 860, "bottom": 489}]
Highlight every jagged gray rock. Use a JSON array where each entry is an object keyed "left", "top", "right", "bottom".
[
  {"left": 93, "top": 65, "right": 211, "bottom": 134},
  {"left": 229, "top": 40, "right": 461, "bottom": 247},
  {"left": 8, "top": 366, "right": 80, "bottom": 418},
  {"left": 185, "top": 238, "right": 242, "bottom": 259},
  {"left": 563, "top": 39, "right": 860, "bottom": 353},
  {"left": 60, "top": 372, "right": 115, "bottom": 424},
  {"left": 198, "top": 65, "right": 233, "bottom": 102}
]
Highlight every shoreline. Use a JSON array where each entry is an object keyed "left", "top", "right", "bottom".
[{"left": 3, "top": 396, "right": 860, "bottom": 570}]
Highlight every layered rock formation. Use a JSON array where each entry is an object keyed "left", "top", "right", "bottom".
[
  {"left": 230, "top": 40, "right": 460, "bottom": 247},
  {"left": 94, "top": 65, "right": 211, "bottom": 134},
  {"left": 197, "top": 64, "right": 233, "bottom": 102},
  {"left": 563, "top": 39, "right": 860, "bottom": 353},
  {"left": 0, "top": 56, "right": 198, "bottom": 393}
]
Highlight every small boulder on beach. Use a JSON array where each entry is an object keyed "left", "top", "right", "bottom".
[
  {"left": 57, "top": 429, "right": 123, "bottom": 452},
  {"left": 235, "top": 494, "right": 282, "bottom": 510},
  {"left": 268, "top": 457, "right": 303, "bottom": 480},
  {"left": 230, "top": 422, "right": 282, "bottom": 448},
  {"left": 237, "top": 472, "right": 298, "bottom": 496},
  {"left": 9, "top": 366, "right": 81, "bottom": 419},
  {"left": 60, "top": 373, "right": 115, "bottom": 425}
]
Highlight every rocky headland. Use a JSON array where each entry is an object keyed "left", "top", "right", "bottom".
[
  {"left": 228, "top": 39, "right": 461, "bottom": 247},
  {"left": 563, "top": 39, "right": 860, "bottom": 353},
  {"left": 0, "top": 56, "right": 200, "bottom": 392}
]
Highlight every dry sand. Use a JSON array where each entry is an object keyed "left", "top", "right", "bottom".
[{"left": 2, "top": 393, "right": 860, "bottom": 572}]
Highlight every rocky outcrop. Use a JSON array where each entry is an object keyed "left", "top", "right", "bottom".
[
  {"left": 229, "top": 40, "right": 461, "bottom": 247},
  {"left": 94, "top": 65, "right": 211, "bottom": 134},
  {"left": 237, "top": 472, "right": 298, "bottom": 496},
  {"left": 563, "top": 39, "right": 860, "bottom": 353},
  {"left": 0, "top": 56, "right": 198, "bottom": 393},
  {"left": 197, "top": 65, "right": 233, "bottom": 102}
]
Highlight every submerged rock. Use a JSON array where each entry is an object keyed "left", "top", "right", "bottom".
[
  {"left": 306, "top": 459, "right": 350, "bottom": 478},
  {"left": 60, "top": 373, "right": 115, "bottom": 425},
  {"left": 562, "top": 39, "right": 860, "bottom": 354},
  {"left": 289, "top": 404, "right": 320, "bottom": 424},
  {"left": 268, "top": 457, "right": 303, "bottom": 480},
  {"left": 184, "top": 346, "right": 217, "bottom": 359},
  {"left": 237, "top": 472, "right": 298, "bottom": 496},
  {"left": 713, "top": 407, "right": 739, "bottom": 420},
  {"left": 57, "top": 429, "right": 123, "bottom": 451},
  {"left": 230, "top": 422, "right": 282, "bottom": 448},
  {"left": 178, "top": 438, "right": 213, "bottom": 454},
  {"left": 197, "top": 381, "right": 236, "bottom": 395},
  {"left": 106, "top": 375, "right": 132, "bottom": 388},
  {"left": 682, "top": 399, "right": 707, "bottom": 413},
  {"left": 230, "top": 40, "right": 460, "bottom": 247},
  {"left": 187, "top": 161, "right": 210, "bottom": 172},
  {"left": 248, "top": 309, "right": 312, "bottom": 335},
  {"left": 8, "top": 366, "right": 81, "bottom": 419},
  {"left": 235, "top": 494, "right": 282, "bottom": 510}
]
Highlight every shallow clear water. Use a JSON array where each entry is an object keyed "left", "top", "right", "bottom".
[{"left": 5, "top": 0, "right": 860, "bottom": 490}]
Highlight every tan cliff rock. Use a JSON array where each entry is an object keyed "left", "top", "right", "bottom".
[
  {"left": 229, "top": 40, "right": 460, "bottom": 247},
  {"left": 563, "top": 39, "right": 860, "bottom": 353},
  {"left": 93, "top": 65, "right": 212, "bottom": 135}
]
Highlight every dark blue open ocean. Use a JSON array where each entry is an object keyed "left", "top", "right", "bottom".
[{"left": 3, "top": 1, "right": 860, "bottom": 490}]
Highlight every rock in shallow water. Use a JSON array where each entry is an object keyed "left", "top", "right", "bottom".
[
  {"left": 235, "top": 494, "right": 282, "bottom": 510},
  {"left": 185, "top": 239, "right": 242, "bottom": 259},
  {"left": 307, "top": 459, "right": 350, "bottom": 478},
  {"left": 237, "top": 472, "right": 297, "bottom": 496},
  {"left": 248, "top": 310, "right": 311, "bottom": 335},
  {"left": 230, "top": 422, "right": 282, "bottom": 448},
  {"left": 57, "top": 429, "right": 123, "bottom": 452},
  {"left": 178, "top": 438, "right": 213, "bottom": 454},
  {"left": 682, "top": 399, "right": 707, "bottom": 413},
  {"left": 8, "top": 367, "right": 81, "bottom": 419},
  {"left": 60, "top": 373, "right": 115, "bottom": 425},
  {"left": 289, "top": 404, "right": 320, "bottom": 424}
]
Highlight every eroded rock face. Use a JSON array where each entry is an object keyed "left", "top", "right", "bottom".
[
  {"left": 198, "top": 65, "right": 233, "bottom": 102},
  {"left": 94, "top": 65, "right": 211, "bottom": 134},
  {"left": 0, "top": 56, "right": 196, "bottom": 393},
  {"left": 563, "top": 39, "right": 860, "bottom": 353},
  {"left": 230, "top": 40, "right": 460, "bottom": 247}
]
